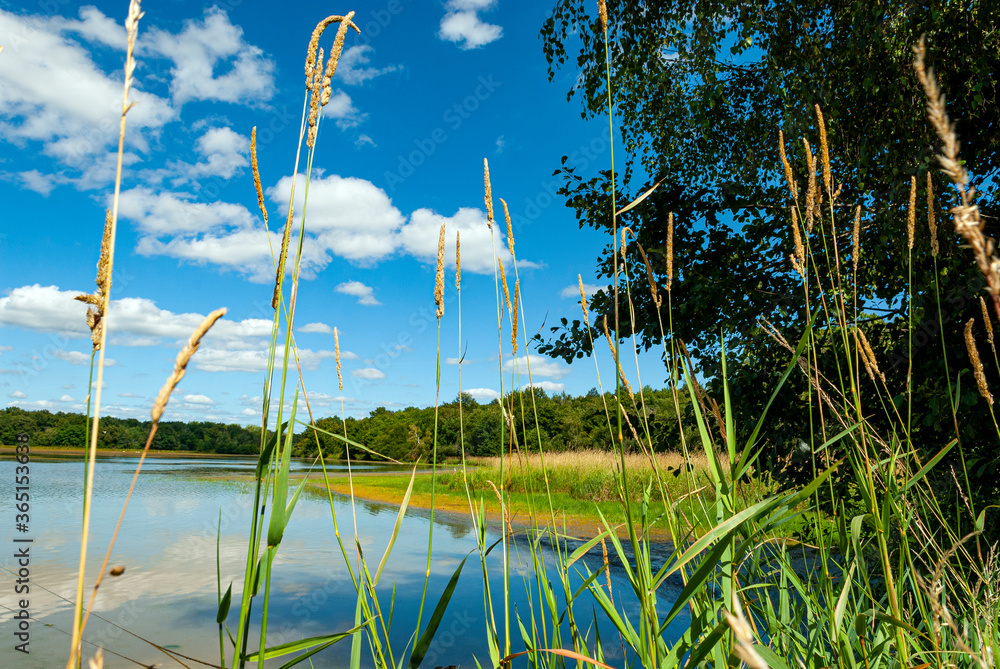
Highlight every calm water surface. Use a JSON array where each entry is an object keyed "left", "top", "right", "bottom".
[{"left": 0, "top": 455, "right": 686, "bottom": 668}]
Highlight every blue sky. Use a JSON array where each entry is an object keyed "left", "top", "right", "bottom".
[{"left": 0, "top": 0, "right": 668, "bottom": 425}]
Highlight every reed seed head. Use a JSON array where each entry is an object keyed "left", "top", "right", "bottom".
[
  {"left": 803, "top": 137, "right": 817, "bottom": 232},
  {"left": 272, "top": 206, "right": 294, "bottom": 310},
  {"left": 483, "top": 158, "right": 494, "bottom": 228},
  {"left": 151, "top": 308, "right": 226, "bottom": 423},
  {"left": 927, "top": 172, "right": 939, "bottom": 257},
  {"left": 306, "top": 47, "right": 324, "bottom": 148},
  {"left": 500, "top": 197, "right": 514, "bottom": 256},
  {"left": 578, "top": 275, "right": 590, "bottom": 327},
  {"left": 75, "top": 210, "right": 114, "bottom": 351},
  {"left": 620, "top": 227, "right": 631, "bottom": 262},
  {"left": 666, "top": 212, "right": 674, "bottom": 291},
  {"left": 250, "top": 127, "right": 268, "bottom": 226},
  {"left": 790, "top": 207, "right": 805, "bottom": 278},
  {"left": 321, "top": 12, "right": 358, "bottom": 100},
  {"left": 852, "top": 205, "right": 862, "bottom": 273},
  {"left": 913, "top": 38, "right": 968, "bottom": 192},
  {"left": 511, "top": 279, "right": 520, "bottom": 355},
  {"left": 455, "top": 230, "right": 461, "bottom": 292},
  {"left": 305, "top": 15, "right": 359, "bottom": 88},
  {"left": 857, "top": 328, "right": 886, "bottom": 385},
  {"left": 498, "top": 257, "right": 512, "bottom": 314},
  {"left": 965, "top": 318, "right": 993, "bottom": 405},
  {"left": 724, "top": 596, "right": 768, "bottom": 669},
  {"left": 637, "top": 242, "right": 660, "bottom": 308},
  {"left": 597, "top": 0, "right": 608, "bottom": 31},
  {"left": 335, "top": 327, "right": 343, "bottom": 392},
  {"left": 778, "top": 129, "right": 798, "bottom": 202},
  {"left": 87, "top": 648, "right": 104, "bottom": 669},
  {"left": 908, "top": 175, "right": 917, "bottom": 251},
  {"left": 435, "top": 222, "right": 446, "bottom": 320},
  {"left": 980, "top": 296, "right": 995, "bottom": 349},
  {"left": 816, "top": 105, "right": 832, "bottom": 197}
]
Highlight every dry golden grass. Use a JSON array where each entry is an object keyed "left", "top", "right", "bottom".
[{"left": 475, "top": 448, "right": 718, "bottom": 477}]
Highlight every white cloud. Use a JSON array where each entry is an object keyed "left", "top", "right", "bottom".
[
  {"left": 121, "top": 187, "right": 257, "bottom": 235},
  {"left": 466, "top": 387, "right": 499, "bottom": 402},
  {"left": 559, "top": 283, "right": 601, "bottom": 299},
  {"left": 0, "top": 8, "right": 174, "bottom": 167},
  {"left": 337, "top": 45, "right": 399, "bottom": 85},
  {"left": 0, "top": 285, "right": 282, "bottom": 358},
  {"left": 193, "top": 346, "right": 336, "bottom": 373},
  {"left": 336, "top": 281, "right": 380, "bottom": 306},
  {"left": 269, "top": 173, "right": 405, "bottom": 263},
  {"left": 399, "top": 207, "right": 537, "bottom": 274},
  {"left": 438, "top": 2, "right": 503, "bottom": 50},
  {"left": 352, "top": 367, "right": 385, "bottom": 380},
  {"left": 240, "top": 408, "right": 256, "bottom": 416},
  {"left": 182, "top": 394, "right": 214, "bottom": 405},
  {"left": 54, "top": 349, "right": 115, "bottom": 366},
  {"left": 299, "top": 322, "right": 333, "bottom": 334},
  {"left": 321, "top": 90, "right": 367, "bottom": 129},
  {"left": 144, "top": 7, "right": 275, "bottom": 105},
  {"left": 0, "top": 345, "right": 12, "bottom": 352},
  {"left": 529, "top": 381, "right": 564, "bottom": 394},
  {"left": 8, "top": 390, "right": 26, "bottom": 398},
  {"left": 58, "top": 394, "right": 76, "bottom": 402},
  {"left": 495, "top": 135, "right": 505, "bottom": 153},
  {"left": 504, "top": 354, "right": 571, "bottom": 380},
  {"left": 8, "top": 399, "right": 66, "bottom": 411},
  {"left": 446, "top": 357, "right": 461, "bottom": 365},
  {"left": 355, "top": 134, "right": 375, "bottom": 148}
]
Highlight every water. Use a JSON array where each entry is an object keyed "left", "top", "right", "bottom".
[{"left": 0, "top": 454, "right": 686, "bottom": 668}]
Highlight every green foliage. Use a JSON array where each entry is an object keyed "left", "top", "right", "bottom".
[
  {"left": 0, "top": 407, "right": 259, "bottom": 454},
  {"left": 539, "top": 0, "right": 1000, "bottom": 505}
]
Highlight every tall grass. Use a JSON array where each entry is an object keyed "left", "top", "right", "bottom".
[{"left": 61, "top": 3, "right": 1000, "bottom": 669}]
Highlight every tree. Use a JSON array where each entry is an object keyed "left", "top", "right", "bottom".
[{"left": 538, "top": 0, "right": 1000, "bottom": 488}]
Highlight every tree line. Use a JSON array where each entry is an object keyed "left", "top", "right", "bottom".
[{"left": 1, "top": 387, "right": 694, "bottom": 461}]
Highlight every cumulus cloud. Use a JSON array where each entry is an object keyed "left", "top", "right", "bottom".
[
  {"left": 0, "top": 7, "right": 174, "bottom": 166},
  {"left": 466, "top": 387, "right": 499, "bottom": 402},
  {"left": 299, "top": 322, "right": 333, "bottom": 334},
  {"left": 144, "top": 6, "right": 275, "bottom": 105},
  {"left": 438, "top": 1, "right": 503, "bottom": 50},
  {"left": 54, "top": 349, "right": 115, "bottom": 366},
  {"left": 182, "top": 394, "right": 214, "bottom": 405},
  {"left": 322, "top": 90, "right": 367, "bottom": 129},
  {"left": 398, "top": 207, "right": 535, "bottom": 274},
  {"left": 352, "top": 367, "right": 385, "bottom": 380},
  {"left": 0, "top": 285, "right": 318, "bottom": 369},
  {"left": 504, "top": 355, "right": 571, "bottom": 380},
  {"left": 529, "top": 381, "right": 564, "bottom": 394},
  {"left": 559, "top": 283, "right": 601, "bottom": 299},
  {"left": 192, "top": 346, "right": 336, "bottom": 373},
  {"left": 270, "top": 173, "right": 404, "bottom": 263},
  {"left": 337, "top": 45, "right": 399, "bottom": 85},
  {"left": 336, "top": 281, "right": 380, "bottom": 306},
  {"left": 8, "top": 390, "right": 26, "bottom": 399}
]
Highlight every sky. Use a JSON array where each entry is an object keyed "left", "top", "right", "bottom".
[{"left": 0, "top": 0, "right": 670, "bottom": 426}]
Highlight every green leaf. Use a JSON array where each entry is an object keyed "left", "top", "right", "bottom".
[
  {"left": 242, "top": 622, "right": 367, "bottom": 665},
  {"left": 409, "top": 555, "right": 470, "bottom": 669},
  {"left": 217, "top": 583, "right": 232, "bottom": 625}
]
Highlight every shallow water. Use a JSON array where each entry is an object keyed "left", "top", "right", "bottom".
[{"left": 0, "top": 454, "right": 687, "bottom": 668}]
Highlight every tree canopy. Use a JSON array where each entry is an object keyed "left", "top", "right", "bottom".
[{"left": 537, "top": 0, "right": 1000, "bottom": 494}]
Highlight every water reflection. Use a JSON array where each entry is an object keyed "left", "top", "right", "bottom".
[{"left": 0, "top": 456, "right": 683, "bottom": 668}]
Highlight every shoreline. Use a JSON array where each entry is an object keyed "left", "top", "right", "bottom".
[{"left": 0, "top": 445, "right": 253, "bottom": 458}]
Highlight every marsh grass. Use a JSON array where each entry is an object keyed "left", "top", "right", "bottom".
[{"left": 60, "top": 3, "right": 1000, "bottom": 669}]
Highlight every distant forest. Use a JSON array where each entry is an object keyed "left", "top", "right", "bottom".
[{"left": 0, "top": 387, "right": 693, "bottom": 460}]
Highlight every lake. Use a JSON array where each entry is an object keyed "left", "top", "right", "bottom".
[{"left": 0, "top": 454, "right": 688, "bottom": 668}]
